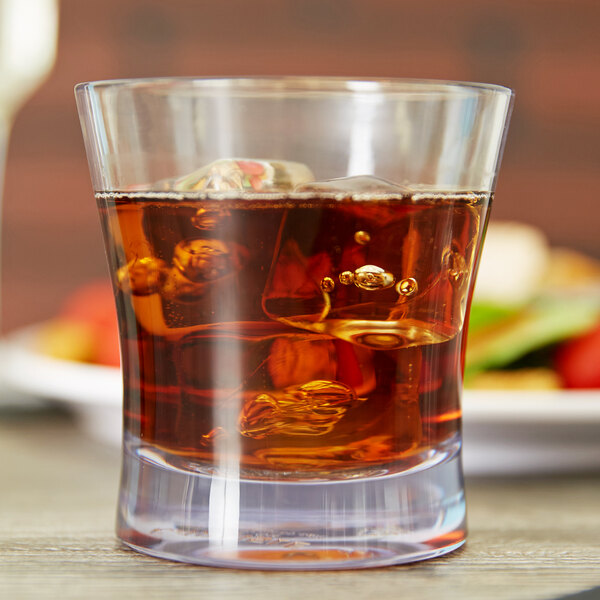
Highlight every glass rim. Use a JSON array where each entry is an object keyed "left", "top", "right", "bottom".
[{"left": 75, "top": 76, "right": 513, "bottom": 99}]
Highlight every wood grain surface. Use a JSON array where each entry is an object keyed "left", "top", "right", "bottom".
[{"left": 0, "top": 408, "right": 598, "bottom": 600}]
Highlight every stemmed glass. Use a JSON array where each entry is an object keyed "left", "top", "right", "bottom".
[
  {"left": 0, "top": 0, "right": 58, "bottom": 384},
  {"left": 0, "top": 0, "right": 58, "bottom": 196}
]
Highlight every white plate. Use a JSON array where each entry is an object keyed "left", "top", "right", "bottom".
[
  {"left": 2, "top": 324, "right": 600, "bottom": 475},
  {"left": 0, "top": 325, "right": 122, "bottom": 447}
]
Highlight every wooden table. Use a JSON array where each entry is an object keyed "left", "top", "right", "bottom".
[{"left": 1, "top": 408, "right": 598, "bottom": 600}]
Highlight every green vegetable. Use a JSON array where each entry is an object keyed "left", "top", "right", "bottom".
[
  {"left": 465, "top": 298, "right": 600, "bottom": 380},
  {"left": 468, "top": 302, "right": 519, "bottom": 333}
]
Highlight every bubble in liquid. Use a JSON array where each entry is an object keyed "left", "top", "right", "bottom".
[
  {"left": 116, "top": 256, "right": 167, "bottom": 295},
  {"left": 396, "top": 277, "right": 418, "bottom": 297},
  {"left": 320, "top": 276, "right": 335, "bottom": 292},
  {"left": 354, "top": 230, "right": 371, "bottom": 245},
  {"left": 339, "top": 271, "right": 355, "bottom": 285},
  {"left": 191, "top": 207, "right": 230, "bottom": 230},
  {"left": 353, "top": 265, "right": 395, "bottom": 291},
  {"left": 173, "top": 238, "right": 231, "bottom": 283}
]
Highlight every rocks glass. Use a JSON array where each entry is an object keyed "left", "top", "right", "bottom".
[{"left": 76, "top": 77, "right": 512, "bottom": 569}]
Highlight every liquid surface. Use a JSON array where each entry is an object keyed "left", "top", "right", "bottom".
[{"left": 98, "top": 190, "right": 490, "bottom": 478}]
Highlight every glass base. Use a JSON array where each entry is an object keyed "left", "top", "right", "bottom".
[{"left": 117, "top": 439, "right": 466, "bottom": 570}]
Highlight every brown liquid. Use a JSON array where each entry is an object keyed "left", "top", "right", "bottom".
[{"left": 97, "top": 190, "right": 489, "bottom": 478}]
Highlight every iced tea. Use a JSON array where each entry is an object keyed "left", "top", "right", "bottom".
[{"left": 98, "top": 190, "right": 490, "bottom": 479}]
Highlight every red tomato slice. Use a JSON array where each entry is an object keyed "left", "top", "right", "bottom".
[
  {"left": 60, "top": 280, "right": 120, "bottom": 367},
  {"left": 61, "top": 279, "right": 117, "bottom": 328},
  {"left": 555, "top": 324, "right": 600, "bottom": 389},
  {"left": 236, "top": 160, "right": 265, "bottom": 175},
  {"left": 95, "top": 320, "right": 121, "bottom": 367}
]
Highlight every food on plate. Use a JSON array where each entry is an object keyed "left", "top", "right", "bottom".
[
  {"left": 466, "top": 222, "right": 600, "bottom": 389},
  {"left": 554, "top": 325, "right": 600, "bottom": 389},
  {"left": 462, "top": 368, "right": 562, "bottom": 390},
  {"left": 35, "top": 280, "right": 120, "bottom": 367}
]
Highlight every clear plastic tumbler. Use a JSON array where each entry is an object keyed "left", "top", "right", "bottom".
[{"left": 76, "top": 77, "right": 513, "bottom": 569}]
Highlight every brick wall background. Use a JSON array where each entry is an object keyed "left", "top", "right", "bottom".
[{"left": 2, "top": 0, "right": 599, "bottom": 331}]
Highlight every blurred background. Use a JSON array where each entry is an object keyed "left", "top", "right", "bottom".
[{"left": 1, "top": 0, "right": 599, "bottom": 333}]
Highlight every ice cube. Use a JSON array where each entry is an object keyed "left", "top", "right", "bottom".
[
  {"left": 191, "top": 207, "right": 231, "bottom": 230},
  {"left": 162, "top": 267, "right": 209, "bottom": 302},
  {"left": 295, "top": 176, "right": 410, "bottom": 228},
  {"left": 173, "top": 238, "right": 232, "bottom": 283},
  {"left": 176, "top": 332, "right": 271, "bottom": 393},
  {"left": 262, "top": 239, "right": 333, "bottom": 324},
  {"left": 238, "top": 380, "right": 365, "bottom": 439},
  {"left": 162, "top": 238, "right": 247, "bottom": 304},
  {"left": 267, "top": 337, "right": 337, "bottom": 389},
  {"left": 294, "top": 175, "right": 408, "bottom": 199},
  {"left": 172, "top": 159, "right": 314, "bottom": 192},
  {"left": 116, "top": 256, "right": 167, "bottom": 296}
]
